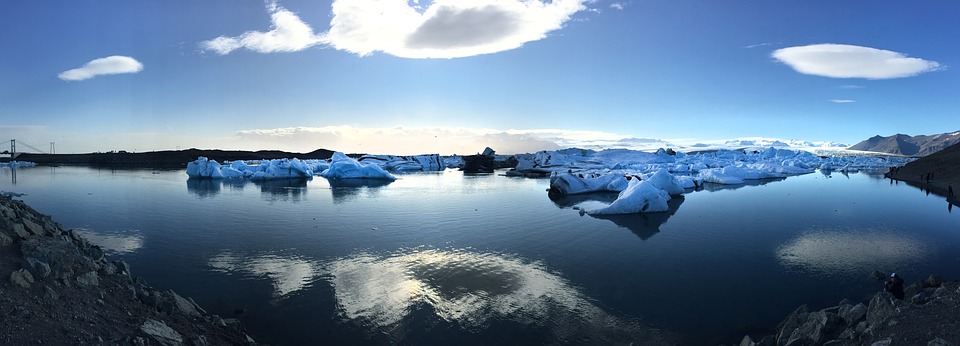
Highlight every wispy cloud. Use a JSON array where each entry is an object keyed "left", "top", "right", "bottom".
[
  {"left": 829, "top": 99, "right": 856, "bottom": 103},
  {"left": 202, "top": 0, "right": 590, "bottom": 59},
  {"left": 58, "top": 56, "right": 143, "bottom": 81},
  {"left": 201, "top": 1, "right": 324, "bottom": 55},
  {"left": 744, "top": 42, "right": 778, "bottom": 49},
  {"left": 772, "top": 44, "right": 941, "bottom": 79},
  {"left": 609, "top": 2, "right": 626, "bottom": 10},
  {"left": 838, "top": 84, "right": 865, "bottom": 89}
]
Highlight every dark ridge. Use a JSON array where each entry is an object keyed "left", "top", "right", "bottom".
[
  {"left": 3, "top": 148, "right": 335, "bottom": 168},
  {"left": 849, "top": 130, "right": 960, "bottom": 156}
]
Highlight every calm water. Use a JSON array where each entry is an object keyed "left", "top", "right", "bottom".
[{"left": 2, "top": 166, "right": 959, "bottom": 345}]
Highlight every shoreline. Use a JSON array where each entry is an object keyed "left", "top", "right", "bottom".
[
  {"left": 886, "top": 169, "right": 959, "bottom": 207},
  {"left": 739, "top": 276, "right": 960, "bottom": 345},
  {"left": 884, "top": 141, "right": 960, "bottom": 206},
  {"left": 0, "top": 194, "right": 258, "bottom": 345}
]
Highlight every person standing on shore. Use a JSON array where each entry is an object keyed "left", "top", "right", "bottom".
[{"left": 885, "top": 273, "right": 905, "bottom": 300}]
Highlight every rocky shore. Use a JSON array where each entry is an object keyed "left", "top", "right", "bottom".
[
  {"left": 0, "top": 194, "right": 257, "bottom": 345},
  {"left": 886, "top": 141, "right": 960, "bottom": 206},
  {"left": 737, "top": 275, "right": 960, "bottom": 346}
]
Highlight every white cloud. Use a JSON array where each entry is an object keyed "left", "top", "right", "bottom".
[
  {"left": 772, "top": 44, "right": 941, "bottom": 79},
  {"left": 58, "top": 56, "right": 143, "bottom": 81},
  {"left": 203, "top": 0, "right": 590, "bottom": 59},
  {"left": 201, "top": 1, "right": 325, "bottom": 55},
  {"left": 838, "top": 84, "right": 864, "bottom": 89},
  {"left": 329, "top": 0, "right": 589, "bottom": 58},
  {"left": 829, "top": 99, "right": 856, "bottom": 103},
  {"left": 609, "top": 2, "right": 625, "bottom": 10}
]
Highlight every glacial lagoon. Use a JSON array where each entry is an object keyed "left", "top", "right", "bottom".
[{"left": 2, "top": 166, "right": 959, "bottom": 344}]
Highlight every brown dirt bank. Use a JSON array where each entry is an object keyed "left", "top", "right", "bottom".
[
  {"left": 1, "top": 194, "right": 259, "bottom": 345},
  {"left": 886, "top": 141, "right": 960, "bottom": 205},
  {"left": 4, "top": 148, "right": 335, "bottom": 168}
]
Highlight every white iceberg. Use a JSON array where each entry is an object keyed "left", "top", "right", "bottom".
[
  {"left": 358, "top": 154, "right": 447, "bottom": 172},
  {"left": 187, "top": 157, "right": 317, "bottom": 180},
  {"left": 643, "top": 168, "right": 685, "bottom": 195},
  {"left": 548, "top": 173, "right": 628, "bottom": 195},
  {"left": 186, "top": 157, "right": 226, "bottom": 179},
  {"left": 321, "top": 152, "right": 396, "bottom": 181},
  {"left": 587, "top": 178, "right": 672, "bottom": 215}
]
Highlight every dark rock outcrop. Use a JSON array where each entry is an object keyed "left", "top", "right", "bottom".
[
  {"left": 742, "top": 278, "right": 960, "bottom": 345},
  {"left": 461, "top": 147, "right": 499, "bottom": 173},
  {"left": 0, "top": 194, "right": 257, "bottom": 345}
]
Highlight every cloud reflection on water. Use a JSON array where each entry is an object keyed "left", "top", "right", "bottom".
[
  {"left": 325, "top": 248, "right": 678, "bottom": 343},
  {"left": 72, "top": 228, "right": 143, "bottom": 254},
  {"left": 208, "top": 251, "right": 319, "bottom": 298},
  {"left": 776, "top": 229, "right": 929, "bottom": 276}
]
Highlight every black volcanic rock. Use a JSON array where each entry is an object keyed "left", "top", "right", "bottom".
[{"left": 849, "top": 130, "right": 960, "bottom": 156}]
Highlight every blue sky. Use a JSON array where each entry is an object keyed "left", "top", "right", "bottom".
[{"left": 1, "top": 0, "right": 957, "bottom": 154}]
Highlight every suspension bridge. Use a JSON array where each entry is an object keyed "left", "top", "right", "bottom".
[{"left": 2, "top": 139, "right": 55, "bottom": 160}]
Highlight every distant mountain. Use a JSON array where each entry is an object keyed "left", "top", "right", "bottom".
[
  {"left": 721, "top": 138, "right": 847, "bottom": 149},
  {"left": 848, "top": 130, "right": 960, "bottom": 156}
]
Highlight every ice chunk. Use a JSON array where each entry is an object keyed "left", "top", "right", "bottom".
[
  {"left": 186, "top": 157, "right": 226, "bottom": 179},
  {"left": 697, "top": 168, "right": 744, "bottom": 185},
  {"left": 0, "top": 161, "right": 37, "bottom": 168},
  {"left": 187, "top": 157, "right": 317, "bottom": 180},
  {"left": 248, "top": 158, "right": 314, "bottom": 180},
  {"left": 673, "top": 175, "right": 701, "bottom": 189},
  {"left": 444, "top": 155, "right": 464, "bottom": 169},
  {"left": 643, "top": 168, "right": 685, "bottom": 195},
  {"left": 321, "top": 152, "right": 397, "bottom": 181},
  {"left": 358, "top": 154, "right": 445, "bottom": 172},
  {"left": 548, "top": 173, "right": 628, "bottom": 195},
  {"left": 410, "top": 154, "right": 445, "bottom": 171},
  {"left": 587, "top": 179, "right": 671, "bottom": 214}
]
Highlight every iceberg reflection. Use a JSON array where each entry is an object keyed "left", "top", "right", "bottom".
[
  {"left": 72, "top": 228, "right": 143, "bottom": 254},
  {"left": 208, "top": 251, "right": 318, "bottom": 298},
  {"left": 253, "top": 178, "right": 308, "bottom": 202},
  {"left": 325, "top": 249, "right": 679, "bottom": 343},
  {"left": 777, "top": 229, "right": 928, "bottom": 276},
  {"left": 186, "top": 178, "right": 221, "bottom": 198},
  {"left": 327, "top": 179, "right": 392, "bottom": 204},
  {"left": 589, "top": 195, "right": 685, "bottom": 240}
]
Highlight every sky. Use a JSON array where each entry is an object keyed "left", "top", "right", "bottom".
[{"left": 1, "top": 0, "right": 958, "bottom": 155}]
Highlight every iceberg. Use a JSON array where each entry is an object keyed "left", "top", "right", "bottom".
[
  {"left": 0, "top": 161, "right": 37, "bottom": 168},
  {"left": 187, "top": 157, "right": 318, "bottom": 180},
  {"left": 697, "top": 168, "right": 745, "bottom": 185},
  {"left": 444, "top": 155, "right": 464, "bottom": 169},
  {"left": 587, "top": 178, "right": 672, "bottom": 215},
  {"left": 321, "top": 152, "right": 396, "bottom": 181},
  {"left": 358, "top": 154, "right": 446, "bottom": 172},
  {"left": 548, "top": 173, "right": 629, "bottom": 196},
  {"left": 186, "top": 157, "right": 226, "bottom": 179},
  {"left": 643, "top": 168, "right": 686, "bottom": 195}
]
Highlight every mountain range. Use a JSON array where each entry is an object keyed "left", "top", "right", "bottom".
[{"left": 848, "top": 130, "right": 960, "bottom": 156}]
